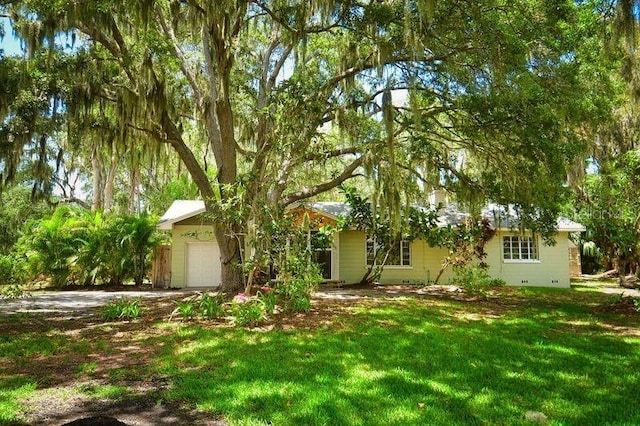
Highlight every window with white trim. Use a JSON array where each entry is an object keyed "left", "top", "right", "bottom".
[
  {"left": 503, "top": 236, "right": 538, "bottom": 261},
  {"left": 366, "top": 238, "right": 411, "bottom": 266}
]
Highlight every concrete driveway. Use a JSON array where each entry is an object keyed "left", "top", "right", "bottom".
[{"left": 0, "top": 290, "right": 182, "bottom": 316}]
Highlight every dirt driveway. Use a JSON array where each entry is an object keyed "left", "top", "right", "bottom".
[
  {"left": 0, "top": 289, "right": 182, "bottom": 316},
  {"left": 3, "top": 280, "right": 639, "bottom": 317}
]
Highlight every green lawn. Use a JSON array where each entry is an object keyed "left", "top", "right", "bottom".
[{"left": 1, "top": 286, "right": 640, "bottom": 425}]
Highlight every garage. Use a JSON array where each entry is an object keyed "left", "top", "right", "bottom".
[{"left": 186, "top": 242, "right": 221, "bottom": 287}]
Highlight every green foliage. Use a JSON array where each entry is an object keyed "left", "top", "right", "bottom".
[
  {"left": 145, "top": 175, "right": 200, "bottom": 216},
  {"left": 101, "top": 297, "right": 142, "bottom": 321},
  {"left": 0, "top": 284, "right": 30, "bottom": 300},
  {"left": 573, "top": 151, "right": 640, "bottom": 277},
  {"left": 75, "top": 361, "right": 98, "bottom": 376},
  {"left": 276, "top": 256, "right": 322, "bottom": 313},
  {"left": 0, "top": 255, "right": 19, "bottom": 287},
  {"left": 172, "top": 300, "right": 196, "bottom": 321},
  {"left": 199, "top": 292, "right": 226, "bottom": 320},
  {"left": 170, "top": 292, "right": 227, "bottom": 322},
  {"left": 0, "top": 0, "right": 613, "bottom": 289},
  {"left": 257, "top": 286, "right": 278, "bottom": 316},
  {"left": 14, "top": 206, "right": 161, "bottom": 286},
  {"left": 580, "top": 240, "right": 603, "bottom": 274},
  {"left": 230, "top": 295, "right": 267, "bottom": 327},
  {"left": 15, "top": 205, "right": 85, "bottom": 286},
  {"left": 450, "top": 265, "right": 506, "bottom": 294},
  {"left": 1, "top": 0, "right": 620, "bottom": 293},
  {"left": 0, "top": 185, "right": 53, "bottom": 255}
]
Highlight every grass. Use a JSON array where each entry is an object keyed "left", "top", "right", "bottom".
[
  {"left": 0, "top": 284, "right": 639, "bottom": 425},
  {"left": 158, "top": 295, "right": 640, "bottom": 425},
  {"left": 0, "top": 378, "right": 36, "bottom": 425}
]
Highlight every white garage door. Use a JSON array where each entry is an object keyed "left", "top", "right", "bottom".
[{"left": 186, "top": 243, "right": 221, "bottom": 287}]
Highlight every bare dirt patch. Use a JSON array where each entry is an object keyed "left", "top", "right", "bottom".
[{"left": 2, "top": 296, "right": 229, "bottom": 425}]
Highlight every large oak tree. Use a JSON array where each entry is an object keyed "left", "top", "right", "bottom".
[{"left": 1, "top": 1, "right": 614, "bottom": 291}]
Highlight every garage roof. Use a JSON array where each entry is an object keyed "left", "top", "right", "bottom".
[{"left": 157, "top": 200, "right": 206, "bottom": 230}]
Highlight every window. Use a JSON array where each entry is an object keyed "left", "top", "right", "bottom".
[
  {"left": 503, "top": 236, "right": 538, "bottom": 261},
  {"left": 366, "top": 238, "right": 411, "bottom": 266}
]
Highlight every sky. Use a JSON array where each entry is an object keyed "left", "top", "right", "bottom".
[{"left": 0, "top": 17, "right": 24, "bottom": 56}]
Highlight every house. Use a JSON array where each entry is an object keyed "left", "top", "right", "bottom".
[{"left": 157, "top": 200, "right": 585, "bottom": 289}]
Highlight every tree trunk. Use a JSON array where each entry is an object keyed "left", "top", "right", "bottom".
[
  {"left": 129, "top": 153, "right": 141, "bottom": 214},
  {"left": 91, "top": 156, "right": 104, "bottom": 212},
  {"left": 618, "top": 256, "right": 627, "bottom": 287},
  {"left": 160, "top": 110, "right": 244, "bottom": 292},
  {"left": 103, "top": 152, "right": 121, "bottom": 213},
  {"left": 214, "top": 222, "right": 243, "bottom": 292},
  {"left": 433, "top": 259, "right": 451, "bottom": 285}
]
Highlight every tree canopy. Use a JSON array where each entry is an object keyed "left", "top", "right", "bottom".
[{"left": 0, "top": 0, "right": 621, "bottom": 290}]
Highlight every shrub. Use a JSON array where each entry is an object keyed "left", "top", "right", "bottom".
[
  {"left": 1, "top": 284, "right": 30, "bottom": 300},
  {"left": 450, "top": 265, "right": 505, "bottom": 294},
  {"left": 15, "top": 206, "right": 84, "bottom": 287},
  {"left": 169, "top": 292, "right": 227, "bottom": 322},
  {"left": 0, "top": 255, "right": 26, "bottom": 288},
  {"left": 172, "top": 300, "right": 196, "bottom": 321},
  {"left": 101, "top": 298, "right": 142, "bottom": 321},
  {"left": 276, "top": 256, "right": 322, "bottom": 313},
  {"left": 199, "top": 292, "right": 226, "bottom": 320},
  {"left": 230, "top": 294, "right": 267, "bottom": 327},
  {"left": 0, "top": 255, "right": 14, "bottom": 286},
  {"left": 257, "top": 286, "right": 278, "bottom": 315},
  {"left": 285, "top": 291, "right": 312, "bottom": 313},
  {"left": 15, "top": 207, "right": 161, "bottom": 287}
]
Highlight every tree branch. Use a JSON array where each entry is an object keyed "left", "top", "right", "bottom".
[
  {"left": 298, "top": 147, "right": 361, "bottom": 164},
  {"left": 76, "top": 23, "right": 136, "bottom": 84},
  {"left": 156, "top": 5, "right": 203, "bottom": 105},
  {"left": 283, "top": 154, "right": 368, "bottom": 205}
]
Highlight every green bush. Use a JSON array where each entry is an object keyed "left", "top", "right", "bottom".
[
  {"left": 0, "top": 284, "right": 29, "bottom": 300},
  {"left": 172, "top": 300, "right": 196, "bottom": 321},
  {"left": 230, "top": 294, "right": 267, "bottom": 327},
  {"left": 450, "top": 265, "right": 505, "bottom": 293},
  {"left": 257, "top": 286, "right": 278, "bottom": 315},
  {"left": 276, "top": 256, "right": 322, "bottom": 313},
  {"left": 199, "top": 292, "right": 226, "bottom": 320},
  {"left": 285, "top": 292, "right": 312, "bottom": 313},
  {"left": 170, "top": 292, "right": 226, "bottom": 321},
  {"left": 101, "top": 298, "right": 142, "bottom": 321},
  {"left": 0, "top": 255, "right": 16, "bottom": 287},
  {"left": 14, "top": 207, "right": 161, "bottom": 287}
]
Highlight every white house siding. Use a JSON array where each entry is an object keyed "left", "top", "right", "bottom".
[
  {"left": 170, "top": 224, "right": 218, "bottom": 288},
  {"left": 484, "top": 231, "right": 571, "bottom": 288}
]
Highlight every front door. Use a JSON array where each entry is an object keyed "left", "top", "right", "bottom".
[{"left": 313, "top": 248, "right": 332, "bottom": 280}]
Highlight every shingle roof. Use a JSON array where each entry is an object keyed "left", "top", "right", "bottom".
[
  {"left": 158, "top": 200, "right": 585, "bottom": 232},
  {"left": 480, "top": 204, "right": 586, "bottom": 232},
  {"left": 306, "top": 202, "right": 585, "bottom": 232}
]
